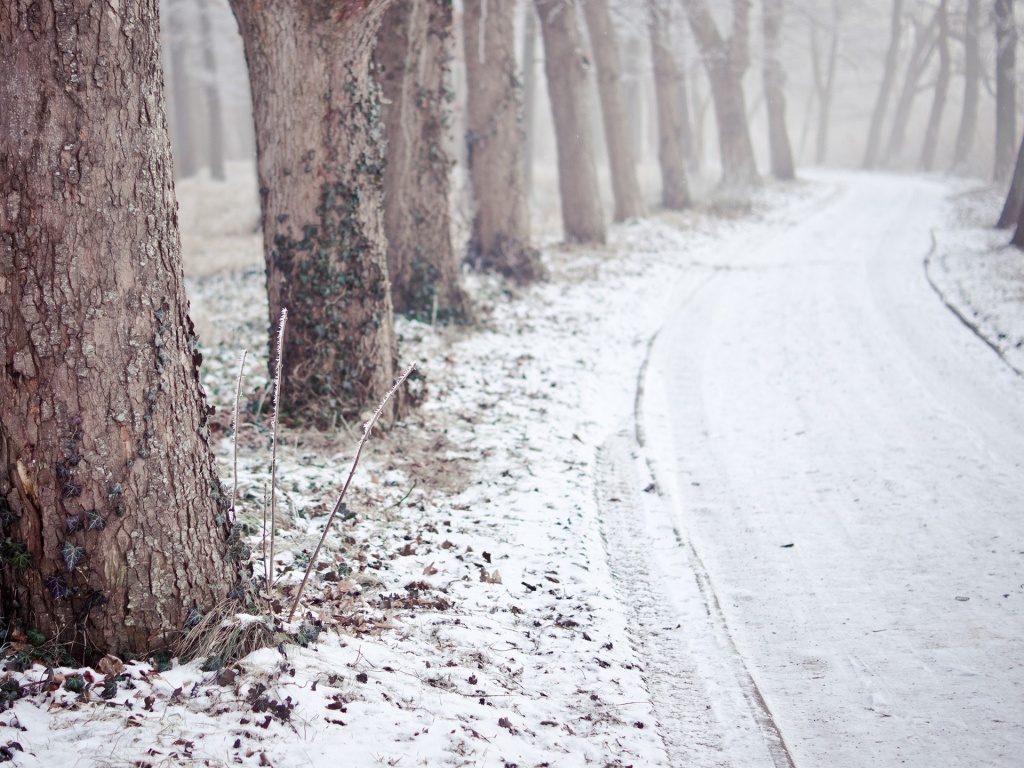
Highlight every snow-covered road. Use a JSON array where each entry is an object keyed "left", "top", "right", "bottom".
[{"left": 642, "top": 173, "right": 1024, "bottom": 766}]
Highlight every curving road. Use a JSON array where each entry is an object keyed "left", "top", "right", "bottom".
[{"left": 641, "top": 173, "right": 1024, "bottom": 766}]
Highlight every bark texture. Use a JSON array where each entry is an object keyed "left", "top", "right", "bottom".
[
  {"left": 534, "top": 0, "right": 606, "bottom": 243},
  {"left": 229, "top": 0, "right": 403, "bottom": 425},
  {"left": 918, "top": 0, "right": 949, "bottom": 171},
  {"left": 0, "top": 0, "right": 233, "bottom": 657},
  {"left": 462, "top": 0, "right": 543, "bottom": 281},
  {"left": 862, "top": 0, "right": 903, "bottom": 169},
  {"left": 648, "top": 0, "right": 691, "bottom": 209},
  {"left": 581, "top": 0, "right": 646, "bottom": 220},
  {"left": 951, "top": 0, "right": 981, "bottom": 170},
  {"left": 682, "top": 0, "right": 758, "bottom": 188},
  {"left": 762, "top": 0, "right": 794, "bottom": 179},
  {"left": 994, "top": 0, "right": 1017, "bottom": 181},
  {"left": 376, "top": 0, "right": 470, "bottom": 323}
]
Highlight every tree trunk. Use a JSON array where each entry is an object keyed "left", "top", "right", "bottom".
[
  {"left": 463, "top": 0, "right": 543, "bottom": 280},
  {"left": 951, "top": 0, "right": 981, "bottom": 171},
  {"left": 581, "top": 0, "right": 646, "bottom": 220},
  {"left": 522, "top": 4, "right": 538, "bottom": 197},
  {"left": 883, "top": 9, "right": 940, "bottom": 166},
  {"left": 0, "top": 0, "right": 233, "bottom": 659},
  {"left": 198, "top": 0, "right": 226, "bottom": 181},
  {"left": 229, "top": 0, "right": 403, "bottom": 426},
  {"left": 994, "top": 0, "right": 1017, "bottom": 182},
  {"left": 623, "top": 37, "right": 646, "bottom": 162},
  {"left": 762, "top": 0, "right": 795, "bottom": 180},
  {"left": 997, "top": 132, "right": 1024, "bottom": 228},
  {"left": 919, "top": 0, "right": 950, "bottom": 171},
  {"left": 648, "top": 0, "right": 691, "bottom": 209},
  {"left": 534, "top": 0, "right": 606, "bottom": 243},
  {"left": 808, "top": 8, "right": 839, "bottom": 165},
  {"left": 169, "top": 0, "right": 199, "bottom": 179},
  {"left": 376, "top": 0, "right": 470, "bottom": 324},
  {"left": 862, "top": 0, "right": 904, "bottom": 169},
  {"left": 682, "top": 0, "right": 759, "bottom": 188},
  {"left": 1011, "top": 186, "right": 1024, "bottom": 247},
  {"left": 675, "top": 38, "right": 699, "bottom": 174}
]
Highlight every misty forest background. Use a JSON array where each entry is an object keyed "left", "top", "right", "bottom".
[{"left": 163, "top": 0, "right": 1018, "bottom": 227}]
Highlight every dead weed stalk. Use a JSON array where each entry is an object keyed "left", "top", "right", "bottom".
[{"left": 287, "top": 363, "right": 417, "bottom": 622}]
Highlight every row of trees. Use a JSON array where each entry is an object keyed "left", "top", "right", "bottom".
[{"left": 2, "top": 0, "right": 1024, "bottom": 658}]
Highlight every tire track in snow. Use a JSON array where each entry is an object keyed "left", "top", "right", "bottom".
[{"left": 596, "top": 431, "right": 795, "bottom": 768}]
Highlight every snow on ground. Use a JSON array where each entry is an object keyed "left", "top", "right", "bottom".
[
  {"left": 1, "top": 170, "right": 1020, "bottom": 767},
  {"left": 926, "top": 182, "right": 1024, "bottom": 372}
]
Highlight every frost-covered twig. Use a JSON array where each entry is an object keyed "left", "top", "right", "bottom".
[
  {"left": 268, "top": 309, "right": 287, "bottom": 591},
  {"left": 287, "top": 363, "right": 417, "bottom": 623},
  {"left": 230, "top": 348, "right": 247, "bottom": 528}
]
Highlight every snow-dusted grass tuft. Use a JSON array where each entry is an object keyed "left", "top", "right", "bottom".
[{"left": 173, "top": 600, "right": 276, "bottom": 671}]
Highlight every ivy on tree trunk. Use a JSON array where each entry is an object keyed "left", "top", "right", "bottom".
[{"left": 0, "top": 0, "right": 233, "bottom": 659}]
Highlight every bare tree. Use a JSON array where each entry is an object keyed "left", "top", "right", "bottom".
[
  {"left": 581, "top": 0, "right": 646, "bottom": 220},
  {"left": 463, "top": 0, "right": 544, "bottom": 280},
  {"left": 994, "top": 0, "right": 1017, "bottom": 181},
  {"left": 763, "top": 0, "right": 795, "bottom": 179},
  {"left": 682, "top": 0, "right": 759, "bottom": 188},
  {"left": 376, "top": 0, "right": 470, "bottom": 322},
  {"left": 951, "top": 0, "right": 981, "bottom": 170},
  {"left": 198, "top": 0, "right": 226, "bottom": 181},
  {"left": 1011, "top": 173, "right": 1024, "bottom": 246},
  {"left": 168, "top": 0, "right": 199, "bottom": 179},
  {"left": 675, "top": 36, "right": 700, "bottom": 174},
  {"left": 534, "top": 0, "right": 607, "bottom": 243},
  {"left": 997, "top": 133, "right": 1024, "bottom": 227},
  {"left": 0, "top": 0, "right": 233, "bottom": 658},
  {"left": 863, "top": 0, "right": 904, "bottom": 168},
  {"left": 884, "top": 5, "right": 941, "bottom": 166},
  {"left": 648, "top": 0, "right": 691, "bottom": 208},
  {"left": 919, "top": 0, "right": 950, "bottom": 171},
  {"left": 522, "top": 4, "right": 539, "bottom": 197},
  {"left": 228, "top": 0, "right": 404, "bottom": 425},
  {"left": 806, "top": 3, "right": 840, "bottom": 164}
]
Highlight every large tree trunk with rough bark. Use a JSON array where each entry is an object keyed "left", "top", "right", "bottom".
[
  {"left": 994, "top": 0, "right": 1017, "bottom": 182},
  {"left": 376, "top": 0, "right": 470, "bottom": 323},
  {"left": 534, "top": 0, "right": 606, "bottom": 243},
  {"left": 0, "top": 0, "right": 233, "bottom": 659},
  {"left": 862, "top": 0, "right": 903, "bottom": 169},
  {"left": 581, "top": 0, "right": 646, "bottom": 221},
  {"left": 229, "top": 0, "right": 403, "bottom": 426},
  {"left": 198, "top": 0, "right": 226, "bottom": 181},
  {"left": 919, "top": 0, "right": 949, "bottom": 171},
  {"left": 648, "top": 0, "right": 691, "bottom": 209},
  {"left": 683, "top": 0, "right": 758, "bottom": 188},
  {"left": 762, "top": 0, "right": 794, "bottom": 179},
  {"left": 951, "top": 0, "right": 981, "bottom": 171},
  {"left": 462, "top": 0, "right": 543, "bottom": 281}
]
